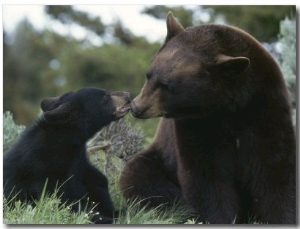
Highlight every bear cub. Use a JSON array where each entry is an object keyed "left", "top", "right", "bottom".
[{"left": 4, "top": 87, "right": 131, "bottom": 224}]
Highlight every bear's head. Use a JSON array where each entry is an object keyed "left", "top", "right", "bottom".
[
  {"left": 130, "top": 12, "right": 261, "bottom": 120},
  {"left": 40, "top": 87, "right": 130, "bottom": 138}
]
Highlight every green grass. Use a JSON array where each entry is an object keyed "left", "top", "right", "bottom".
[
  {"left": 3, "top": 194, "right": 192, "bottom": 225},
  {"left": 3, "top": 147, "right": 193, "bottom": 225},
  {"left": 116, "top": 199, "right": 192, "bottom": 224},
  {"left": 3, "top": 186, "right": 91, "bottom": 224}
]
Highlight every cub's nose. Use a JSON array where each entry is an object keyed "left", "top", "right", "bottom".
[
  {"left": 110, "top": 91, "right": 131, "bottom": 101},
  {"left": 123, "top": 92, "right": 131, "bottom": 101}
]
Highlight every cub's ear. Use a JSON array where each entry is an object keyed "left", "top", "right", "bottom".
[
  {"left": 165, "top": 11, "right": 184, "bottom": 43},
  {"left": 41, "top": 96, "right": 59, "bottom": 112},
  {"left": 43, "top": 103, "right": 73, "bottom": 125},
  {"left": 212, "top": 54, "right": 250, "bottom": 77}
]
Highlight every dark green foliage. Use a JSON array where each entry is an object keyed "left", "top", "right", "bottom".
[
  {"left": 3, "top": 15, "right": 160, "bottom": 125},
  {"left": 202, "top": 5, "right": 296, "bottom": 42},
  {"left": 142, "top": 5, "right": 194, "bottom": 28},
  {"left": 45, "top": 6, "right": 105, "bottom": 36},
  {"left": 4, "top": 20, "right": 55, "bottom": 123},
  {"left": 143, "top": 5, "right": 295, "bottom": 42}
]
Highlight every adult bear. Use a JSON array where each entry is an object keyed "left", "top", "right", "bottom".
[
  {"left": 120, "top": 12, "right": 296, "bottom": 224},
  {"left": 4, "top": 87, "right": 131, "bottom": 224}
]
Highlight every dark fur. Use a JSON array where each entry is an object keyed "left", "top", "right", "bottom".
[
  {"left": 120, "top": 13, "right": 296, "bottom": 224},
  {"left": 4, "top": 87, "right": 130, "bottom": 224}
]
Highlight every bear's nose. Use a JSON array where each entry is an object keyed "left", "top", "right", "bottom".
[{"left": 130, "top": 101, "right": 141, "bottom": 117}]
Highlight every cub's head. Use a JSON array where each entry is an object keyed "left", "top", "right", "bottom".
[
  {"left": 131, "top": 12, "right": 253, "bottom": 120},
  {"left": 41, "top": 87, "right": 130, "bottom": 137}
]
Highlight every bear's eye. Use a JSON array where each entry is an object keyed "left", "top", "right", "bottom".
[
  {"left": 146, "top": 70, "right": 153, "bottom": 80},
  {"left": 159, "top": 82, "right": 174, "bottom": 92}
]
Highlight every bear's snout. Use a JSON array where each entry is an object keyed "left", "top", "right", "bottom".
[
  {"left": 130, "top": 100, "right": 162, "bottom": 119},
  {"left": 130, "top": 100, "right": 141, "bottom": 118}
]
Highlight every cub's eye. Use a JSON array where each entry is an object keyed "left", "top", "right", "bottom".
[{"left": 102, "top": 93, "right": 110, "bottom": 102}]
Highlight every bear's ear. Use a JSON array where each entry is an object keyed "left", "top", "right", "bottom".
[
  {"left": 40, "top": 96, "right": 60, "bottom": 112},
  {"left": 213, "top": 54, "right": 250, "bottom": 77},
  {"left": 43, "top": 102, "right": 73, "bottom": 125},
  {"left": 165, "top": 11, "right": 184, "bottom": 43}
]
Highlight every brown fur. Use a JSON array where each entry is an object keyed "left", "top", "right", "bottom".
[{"left": 120, "top": 12, "right": 296, "bottom": 224}]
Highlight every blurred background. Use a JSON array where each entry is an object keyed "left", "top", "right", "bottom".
[{"left": 3, "top": 5, "right": 296, "bottom": 138}]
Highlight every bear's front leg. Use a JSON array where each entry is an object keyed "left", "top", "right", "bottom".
[
  {"left": 178, "top": 169, "right": 242, "bottom": 224},
  {"left": 82, "top": 162, "right": 115, "bottom": 223},
  {"left": 59, "top": 175, "right": 113, "bottom": 224},
  {"left": 248, "top": 164, "right": 296, "bottom": 224},
  {"left": 120, "top": 147, "right": 183, "bottom": 209}
]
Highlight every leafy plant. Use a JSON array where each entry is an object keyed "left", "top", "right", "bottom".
[
  {"left": 3, "top": 111, "right": 25, "bottom": 153},
  {"left": 87, "top": 118, "right": 144, "bottom": 175},
  {"left": 277, "top": 17, "right": 296, "bottom": 127},
  {"left": 278, "top": 18, "right": 296, "bottom": 106}
]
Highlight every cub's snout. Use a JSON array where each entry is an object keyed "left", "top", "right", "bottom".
[{"left": 110, "top": 91, "right": 131, "bottom": 119}]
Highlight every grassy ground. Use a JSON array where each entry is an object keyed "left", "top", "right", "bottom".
[{"left": 3, "top": 149, "right": 193, "bottom": 225}]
